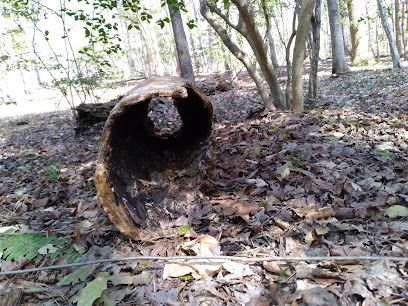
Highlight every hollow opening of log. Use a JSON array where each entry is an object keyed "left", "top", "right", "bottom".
[
  {"left": 107, "top": 87, "right": 212, "bottom": 181},
  {"left": 147, "top": 97, "right": 183, "bottom": 135},
  {"left": 95, "top": 77, "right": 213, "bottom": 234}
]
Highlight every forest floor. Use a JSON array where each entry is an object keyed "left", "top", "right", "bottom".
[{"left": 1, "top": 59, "right": 408, "bottom": 305}]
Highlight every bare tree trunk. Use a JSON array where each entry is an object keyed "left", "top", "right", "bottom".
[
  {"left": 230, "top": 0, "right": 285, "bottom": 109},
  {"left": 261, "top": 0, "right": 279, "bottom": 68},
  {"left": 377, "top": 0, "right": 404, "bottom": 68},
  {"left": 327, "top": 0, "right": 349, "bottom": 74},
  {"left": 292, "top": 0, "right": 317, "bottom": 112},
  {"left": 395, "top": 0, "right": 403, "bottom": 55},
  {"left": 347, "top": 0, "right": 375, "bottom": 64},
  {"left": 402, "top": 1, "right": 407, "bottom": 60},
  {"left": 309, "top": 0, "right": 322, "bottom": 99},
  {"left": 199, "top": 0, "right": 276, "bottom": 110},
  {"left": 167, "top": 3, "right": 196, "bottom": 82},
  {"left": 286, "top": 1, "right": 299, "bottom": 108}
]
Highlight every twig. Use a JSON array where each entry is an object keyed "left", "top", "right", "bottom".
[{"left": 1, "top": 255, "right": 407, "bottom": 276}]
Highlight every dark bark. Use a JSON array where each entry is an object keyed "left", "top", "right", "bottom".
[
  {"left": 74, "top": 96, "right": 123, "bottom": 134},
  {"left": 308, "top": 0, "right": 322, "bottom": 99},
  {"left": 95, "top": 76, "right": 213, "bottom": 241}
]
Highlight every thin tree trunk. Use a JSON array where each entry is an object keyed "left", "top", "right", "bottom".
[
  {"left": 230, "top": 0, "right": 285, "bottom": 109},
  {"left": 286, "top": 1, "right": 299, "bottom": 108},
  {"left": 167, "top": 3, "right": 195, "bottom": 82},
  {"left": 262, "top": 0, "right": 279, "bottom": 68},
  {"left": 309, "top": 0, "right": 322, "bottom": 99},
  {"left": 402, "top": 1, "right": 407, "bottom": 60},
  {"left": 292, "top": 0, "right": 317, "bottom": 112},
  {"left": 347, "top": 0, "right": 375, "bottom": 64},
  {"left": 327, "top": 0, "right": 349, "bottom": 74},
  {"left": 395, "top": 0, "right": 403, "bottom": 55},
  {"left": 377, "top": 0, "right": 403, "bottom": 68},
  {"left": 199, "top": 0, "right": 276, "bottom": 110}
]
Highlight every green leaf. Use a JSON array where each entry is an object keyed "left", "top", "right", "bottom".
[
  {"left": 277, "top": 162, "right": 291, "bottom": 175},
  {"left": 57, "top": 264, "right": 98, "bottom": 286},
  {"left": 45, "top": 30, "right": 49, "bottom": 36},
  {"left": 179, "top": 274, "right": 193, "bottom": 280},
  {"left": 178, "top": 224, "right": 191, "bottom": 236},
  {"left": 384, "top": 205, "right": 408, "bottom": 218},
  {"left": 77, "top": 272, "right": 109, "bottom": 306},
  {"left": 251, "top": 146, "right": 262, "bottom": 158},
  {"left": 178, "top": 164, "right": 199, "bottom": 177}
]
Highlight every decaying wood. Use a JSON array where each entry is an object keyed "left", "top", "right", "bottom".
[
  {"left": 74, "top": 96, "right": 122, "bottom": 134},
  {"left": 94, "top": 76, "right": 213, "bottom": 241}
]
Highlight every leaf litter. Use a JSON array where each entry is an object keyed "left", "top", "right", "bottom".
[{"left": 0, "top": 64, "right": 408, "bottom": 304}]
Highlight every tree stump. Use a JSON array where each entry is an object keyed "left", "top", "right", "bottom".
[{"left": 94, "top": 76, "right": 213, "bottom": 241}]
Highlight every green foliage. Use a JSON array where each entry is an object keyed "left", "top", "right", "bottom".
[
  {"left": 77, "top": 272, "right": 109, "bottom": 306},
  {"left": 58, "top": 264, "right": 98, "bottom": 286},
  {"left": 277, "top": 264, "right": 290, "bottom": 291},
  {"left": 0, "top": 233, "right": 84, "bottom": 263},
  {"left": 41, "top": 158, "right": 63, "bottom": 181},
  {"left": 178, "top": 224, "right": 191, "bottom": 236}
]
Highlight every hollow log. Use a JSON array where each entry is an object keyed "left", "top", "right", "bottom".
[{"left": 94, "top": 76, "right": 213, "bottom": 241}]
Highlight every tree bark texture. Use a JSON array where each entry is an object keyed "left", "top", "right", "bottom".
[
  {"left": 199, "top": 0, "right": 276, "bottom": 110},
  {"left": 168, "top": 4, "right": 196, "bottom": 82},
  {"left": 292, "top": 0, "right": 317, "bottom": 112},
  {"left": 394, "top": 0, "right": 403, "bottom": 55},
  {"left": 327, "top": 0, "right": 349, "bottom": 74},
  {"left": 262, "top": 0, "right": 279, "bottom": 68},
  {"left": 309, "top": 0, "right": 322, "bottom": 99},
  {"left": 231, "top": 0, "right": 286, "bottom": 109},
  {"left": 95, "top": 76, "right": 213, "bottom": 241},
  {"left": 346, "top": 0, "right": 375, "bottom": 64},
  {"left": 74, "top": 96, "right": 123, "bottom": 134},
  {"left": 402, "top": 1, "right": 407, "bottom": 60},
  {"left": 377, "top": 0, "right": 404, "bottom": 68},
  {"left": 285, "top": 1, "right": 299, "bottom": 108}
]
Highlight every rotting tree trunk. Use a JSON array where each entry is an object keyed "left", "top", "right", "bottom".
[
  {"left": 74, "top": 96, "right": 123, "bottom": 134},
  {"left": 94, "top": 76, "right": 213, "bottom": 241}
]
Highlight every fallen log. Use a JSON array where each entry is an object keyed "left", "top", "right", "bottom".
[
  {"left": 94, "top": 76, "right": 213, "bottom": 241},
  {"left": 74, "top": 96, "right": 122, "bottom": 134}
]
